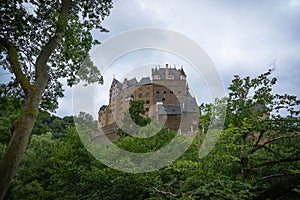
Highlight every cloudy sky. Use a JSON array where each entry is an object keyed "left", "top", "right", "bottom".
[{"left": 5, "top": 0, "right": 300, "bottom": 117}]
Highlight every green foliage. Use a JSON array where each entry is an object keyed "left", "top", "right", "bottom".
[
  {"left": 220, "top": 69, "right": 300, "bottom": 198},
  {"left": 7, "top": 128, "right": 152, "bottom": 200},
  {"left": 116, "top": 127, "right": 177, "bottom": 153},
  {"left": 3, "top": 70, "right": 300, "bottom": 199},
  {"left": 0, "top": 96, "right": 23, "bottom": 144},
  {"left": 199, "top": 103, "right": 211, "bottom": 132},
  {"left": 0, "top": 1, "right": 112, "bottom": 198},
  {"left": 0, "top": 96, "right": 74, "bottom": 145},
  {"left": 119, "top": 100, "right": 152, "bottom": 137},
  {"left": 129, "top": 100, "right": 151, "bottom": 127},
  {"left": 0, "top": 0, "right": 112, "bottom": 111}
]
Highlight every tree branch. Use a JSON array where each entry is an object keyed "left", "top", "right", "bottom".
[
  {"left": 0, "top": 37, "right": 34, "bottom": 95},
  {"left": 249, "top": 133, "right": 300, "bottom": 155},
  {"left": 253, "top": 130, "right": 264, "bottom": 148},
  {"left": 251, "top": 157, "right": 300, "bottom": 169},
  {"left": 19, "top": 48, "right": 35, "bottom": 71},
  {"left": 138, "top": 181, "right": 180, "bottom": 198},
  {"left": 257, "top": 173, "right": 299, "bottom": 182},
  {"left": 262, "top": 145, "right": 282, "bottom": 160},
  {"left": 34, "top": 0, "right": 71, "bottom": 93}
]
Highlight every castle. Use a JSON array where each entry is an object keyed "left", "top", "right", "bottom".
[{"left": 98, "top": 64, "right": 199, "bottom": 137}]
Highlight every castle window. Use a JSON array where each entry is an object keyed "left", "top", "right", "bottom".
[
  {"left": 146, "top": 100, "right": 150, "bottom": 104},
  {"left": 168, "top": 75, "right": 174, "bottom": 79},
  {"left": 180, "top": 75, "right": 186, "bottom": 80},
  {"left": 162, "top": 98, "right": 166, "bottom": 101},
  {"left": 163, "top": 91, "right": 167, "bottom": 94},
  {"left": 156, "top": 91, "right": 160, "bottom": 94},
  {"left": 170, "top": 91, "right": 173, "bottom": 94},
  {"left": 146, "top": 108, "right": 149, "bottom": 112},
  {"left": 145, "top": 92, "right": 150, "bottom": 97},
  {"left": 153, "top": 75, "right": 160, "bottom": 80},
  {"left": 139, "top": 93, "right": 142, "bottom": 98}
]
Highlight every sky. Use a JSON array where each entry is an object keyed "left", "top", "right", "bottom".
[
  {"left": 69, "top": 0, "right": 300, "bottom": 118},
  {"left": 2, "top": 0, "right": 300, "bottom": 117}
]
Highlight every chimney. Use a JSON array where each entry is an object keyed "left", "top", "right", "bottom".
[{"left": 166, "top": 64, "right": 169, "bottom": 79}]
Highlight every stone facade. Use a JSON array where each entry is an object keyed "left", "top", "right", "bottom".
[{"left": 98, "top": 64, "right": 199, "bottom": 135}]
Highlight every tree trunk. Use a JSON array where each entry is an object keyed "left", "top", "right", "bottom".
[
  {"left": 0, "top": 92, "right": 40, "bottom": 200},
  {"left": 241, "top": 156, "right": 248, "bottom": 182},
  {"left": 241, "top": 134, "right": 248, "bottom": 182},
  {"left": 0, "top": 2, "right": 70, "bottom": 198}
]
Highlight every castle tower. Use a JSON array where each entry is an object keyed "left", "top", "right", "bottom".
[
  {"left": 152, "top": 64, "right": 187, "bottom": 105},
  {"left": 98, "top": 64, "right": 198, "bottom": 137}
]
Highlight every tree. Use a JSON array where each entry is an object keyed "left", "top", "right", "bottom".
[
  {"left": 128, "top": 100, "right": 151, "bottom": 127},
  {"left": 0, "top": 96, "right": 23, "bottom": 145},
  {"left": 145, "top": 70, "right": 299, "bottom": 199},
  {"left": 219, "top": 69, "right": 300, "bottom": 198},
  {"left": 0, "top": 0, "right": 113, "bottom": 198},
  {"left": 6, "top": 68, "right": 299, "bottom": 199},
  {"left": 119, "top": 100, "right": 151, "bottom": 136}
]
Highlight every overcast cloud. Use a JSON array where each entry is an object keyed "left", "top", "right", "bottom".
[{"left": 4, "top": 0, "right": 300, "bottom": 117}]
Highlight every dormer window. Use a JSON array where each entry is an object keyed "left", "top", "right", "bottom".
[
  {"left": 153, "top": 75, "right": 160, "bottom": 80},
  {"left": 180, "top": 75, "right": 186, "bottom": 80},
  {"left": 168, "top": 75, "right": 174, "bottom": 79}
]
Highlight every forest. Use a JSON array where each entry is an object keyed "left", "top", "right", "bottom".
[
  {"left": 1, "top": 70, "right": 300, "bottom": 199},
  {"left": 0, "top": 0, "right": 299, "bottom": 199}
]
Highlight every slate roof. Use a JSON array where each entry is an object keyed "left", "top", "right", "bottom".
[
  {"left": 157, "top": 104, "right": 181, "bottom": 115},
  {"left": 99, "top": 105, "right": 107, "bottom": 111},
  {"left": 127, "top": 78, "right": 138, "bottom": 87},
  {"left": 183, "top": 95, "right": 198, "bottom": 113},
  {"left": 116, "top": 81, "right": 122, "bottom": 89},
  {"left": 110, "top": 78, "right": 123, "bottom": 89},
  {"left": 139, "top": 77, "right": 151, "bottom": 85}
]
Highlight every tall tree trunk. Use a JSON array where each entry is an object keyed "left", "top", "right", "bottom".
[
  {"left": 0, "top": 92, "right": 40, "bottom": 200},
  {"left": 0, "top": 1, "right": 70, "bottom": 198}
]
